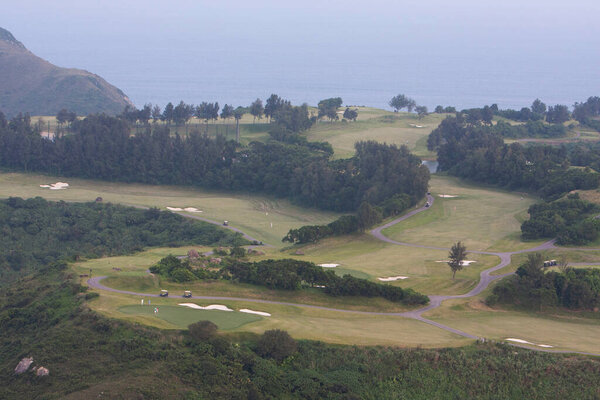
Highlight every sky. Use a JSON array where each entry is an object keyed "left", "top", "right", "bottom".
[{"left": 3, "top": 0, "right": 600, "bottom": 109}]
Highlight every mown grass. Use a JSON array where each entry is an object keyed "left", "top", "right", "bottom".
[
  {"left": 118, "top": 304, "right": 262, "bottom": 329},
  {"left": 306, "top": 110, "right": 444, "bottom": 159},
  {"left": 0, "top": 171, "right": 341, "bottom": 246},
  {"left": 383, "top": 175, "right": 542, "bottom": 252}
]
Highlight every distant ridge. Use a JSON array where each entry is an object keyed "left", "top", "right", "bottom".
[{"left": 0, "top": 27, "right": 133, "bottom": 117}]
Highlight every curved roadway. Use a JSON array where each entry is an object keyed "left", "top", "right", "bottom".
[{"left": 88, "top": 194, "right": 600, "bottom": 356}]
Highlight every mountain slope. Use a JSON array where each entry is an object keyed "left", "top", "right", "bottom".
[{"left": 0, "top": 27, "right": 133, "bottom": 117}]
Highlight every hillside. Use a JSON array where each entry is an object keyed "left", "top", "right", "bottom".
[{"left": 0, "top": 27, "right": 133, "bottom": 117}]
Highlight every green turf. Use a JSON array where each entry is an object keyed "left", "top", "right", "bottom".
[
  {"left": 118, "top": 304, "right": 261, "bottom": 329},
  {"left": 382, "top": 175, "right": 543, "bottom": 252},
  {"left": 0, "top": 171, "right": 341, "bottom": 246}
]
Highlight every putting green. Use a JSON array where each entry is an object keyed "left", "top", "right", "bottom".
[{"left": 118, "top": 304, "right": 261, "bottom": 329}]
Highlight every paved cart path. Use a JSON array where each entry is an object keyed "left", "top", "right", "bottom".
[{"left": 88, "top": 194, "right": 600, "bottom": 356}]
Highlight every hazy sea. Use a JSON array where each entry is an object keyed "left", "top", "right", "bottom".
[{"left": 32, "top": 39, "right": 600, "bottom": 112}]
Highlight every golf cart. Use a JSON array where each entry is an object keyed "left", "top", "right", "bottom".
[
  {"left": 223, "top": 220, "right": 229, "bottom": 226},
  {"left": 183, "top": 290, "right": 192, "bottom": 298},
  {"left": 159, "top": 289, "right": 169, "bottom": 297},
  {"left": 425, "top": 202, "right": 430, "bottom": 208}
]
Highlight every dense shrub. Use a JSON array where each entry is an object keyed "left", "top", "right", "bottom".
[
  {"left": 189, "top": 320, "right": 218, "bottom": 341},
  {"left": 256, "top": 329, "right": 297, "bottom": 362}
]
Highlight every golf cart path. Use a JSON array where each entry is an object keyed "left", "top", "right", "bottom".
[{"left": 89, "top": 194, "right": 600, "bottom": 356}]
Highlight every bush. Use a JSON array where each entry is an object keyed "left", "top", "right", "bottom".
[
  {"left": 189, "top": 320, "right": 218, "bottom": 341},
  {"left": 256, "top": 329, "right": 297, "bottom": 362}
]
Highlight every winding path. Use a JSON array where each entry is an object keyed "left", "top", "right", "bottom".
[{"left": 88, "top": 195, "right": 600, "bottom": 356}]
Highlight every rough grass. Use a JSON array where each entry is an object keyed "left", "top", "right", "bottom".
[
  {"left": 425, "top": 296, "right": 600, "bottom": 354},
  {"left": 0, "top": 171, "right": 341, "bottom": 246}
]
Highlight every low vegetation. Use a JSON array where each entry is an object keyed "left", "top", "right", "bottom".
[
  {"left": 151, "top": 256, "right": 430, "bottom": 305},
  {"left": 521, "top": 194, "right": 600, "bottom": 244},
  {"left": 2, "top": 262, "right": 599, "bottom": 399},
  {"left": 488, "top": 253, "right": 600, "bottom": 312},
  {"left": 0, "top": 197, "right": 243, "bottom": 285}
]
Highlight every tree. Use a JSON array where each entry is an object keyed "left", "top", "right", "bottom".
[
  {"left": 249, "top": 98, "right": 264, "bottom": 123},
  {"left": 162, "top": 102, "right": 174, "bottom": 124},
  {"left": 256, "top": 329, "right": 297, "bottom": 362},
  {"left": 434, "top": 105, "right": 444, "bottom": 113},
  {"left": 343, "top": 107, "right": 358, "bottom": 121},
  {"left": 389, "top": 94, "right": 416, "bottom": 112},
  {"left": 220, "top": 104, "right": 234, "bottom": 121},
  {"left": 357, "top": 201, "right": 382, "bottom": 232},
  {"left": 318, "top": 97, "right": 343, "bottom": 122},
  {"left": 264, "top": 94, "right": 283, "bottom": 122},
  {"left": 416, "top": 105, "right": 428, "bottom": 119},
  {"left": 233, "top": 106, "right": 246, "bottom": 143},
  {"left": 188, "top": 320, "right": 218, "bottom": 341},
  {"left": 547, "top": 104, "right": 570, "bottom": 124},
  {"left": 531, "top": 98, "right": 547, "bottom": 115},
  {"left": 151, "top": 104, "right": 162, "bottom": 123},
  {"left": 447, "top": 241, "right": 467, "bottom": 279}
]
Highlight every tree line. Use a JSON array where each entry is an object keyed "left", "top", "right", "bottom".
[
  {"left": 488, "top": 253, "right": 600, "bottom": 312},
  {"left": 521, "top": 193, "right": 600, "bottom": 245},
  {"left": 150, "top": 256, "right": 429, "bottom": 305},
  {"left": 0, "top": 112, "right": 429, "bottom": 212},
  {"left": 0, "top": 197, "right": 244, "bottom": 285},
  {"left": 427, "top": 115, "right": 600, "bottom": 200}
]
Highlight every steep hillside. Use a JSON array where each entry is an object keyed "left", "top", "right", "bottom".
[{"left": 0, "top": 27, "right": 133, "bottom": 117}]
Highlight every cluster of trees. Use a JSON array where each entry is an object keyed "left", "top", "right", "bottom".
[
  {"left": 573, "top": 96, "right": 600, "bottom": 131},
  {"left": 317, "top": 97, "right": 343, "bottom": 121},
  {"left": 427, "top": 115, "right": 599, "bottom": 200},
  {"left": 224, "top": 259, "right": 429, "bottom": 305},
  {"left": 490, "top": 120, "right": 566, "bottom": 139},
  {"left": 282, "top": 195, "right": 415, "bottom": 244},
  {"left": 0, "top": 197, "right": 243, "bottom": 285},
  {"left": 521, "top": 194, "right": 600, "bottom": 245},
  {"left": 55, "top": 108, "right": 77, "bottom": 125},
  {"left": 5, "top": 263, "right": 599, "bottom": 399},
  {"left": 389, "top": 94, "right": 428, "bottom": 118},
  {"left": 0, "top": 113, "right": 429, "bottom": 212},
  {"left": 488, "top": 253, "right": 600, "bottom": 311}
]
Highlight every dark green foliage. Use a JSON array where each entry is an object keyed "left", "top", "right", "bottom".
[
  {"left": 1, "top": 265, "right": 599, "bottom": 399},
  {"left": 546, "top": 104, "right": 571, "bottom": 124},
  {"left": 256, "top": 329, "right": 297, "bottom": 362},
  {"left": 489, "top": 253, "right": 600, "bottom": 311},
  {"left": 188, "top": 320, "right": 218, "bottom": 341},
  {"left": 0, "top": 198, "right": 243, "bottom": 285},
  {"left": 521, "top": 196, "right": 600, "bottom": 244},
  {"left": 389, "top": 94, "right": 417, "bottom": 112},
  {"left": 427, "top": 115, "right": 599, "bottom": 200},
  {"left": 342, "top": 107, "right": 358, "bottom": 121},
  {"left": 149, "top": 255, "right": 221, "bottom": 282},
  {"left": 0, "top": 114, "right": 429, "bottom": 213},
  {"left": 491, "top": 120, "right": 566, "bottom": 138},
  {"left": 448, "top": 241, "right": 467, "bottom": 280},
  {"left": 357, "top": 201, "right": 382, "bottom": 232},
  {"left": 282, "top": 215, "right": 359, "bottom": 244},
  {"left": 223, "top": 259, "right": 429, "bottom": 305},
  {"left": 318, "top": 97, "right": 343, "bottom": 121}
]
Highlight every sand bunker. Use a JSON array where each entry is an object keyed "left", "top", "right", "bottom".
[
  {"left": 239, "top": 309, "right": 271, "bottom": 317},
  {"left": 505, "top": 338, "right": 553, "bottom": 348},
  {"left": 378, "top": 276, "right": 409, "bottom": 281},
  {"left": 409, "top": 124, "right": 425, "bottom": 128},
  {"left": 167, "top": 206, "right": 203, "bottom": 213},
  {"left": 436, "top": 260, "right": 477, "bottom": 266},
  {"left": 438, "top": 194, "right": 457, "bottom": 198},
  {"left": 178, "top": 303, "right": 233, "bottom": 311},
  {"left": 40, "top": 182, "right": 69, "bottom": 190},
  {"left": 318, "top": 264, "right": 339, "bottom": 268}
]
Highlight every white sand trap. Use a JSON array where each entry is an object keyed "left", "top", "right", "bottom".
[
  {"left": 239, "top": 309, "right": 271, "bottom": 317},
  {"left": 183, "top": 207, "right": 202, "bottom": 213},
  {"left": 537, "top": 344, "right": 553, "bottom": 348},
  {"left": 178, "top": 303, "right": 233, "bottom": 311},
  {"left": 41, "top": 182, "right": 69, "bottom": 190},
  {"left": 505, "top": 338, "right": 534, "bottom": 345},
  {"left": 166, "top": 207, "right": 183, "bottom": 211},
  {"left": 436, "top": 260, "right": 477, "bottom": 266},
  {"left": 318, "top": 263, "right": 339, "bottom": 268},
  {"left": 378, "top": 276, "right": 409, "bottom": 281},
  {"left": 438, "top": 194, "right": 458, "bottom": 198}
]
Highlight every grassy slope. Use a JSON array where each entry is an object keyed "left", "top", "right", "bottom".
[
  {"left": 383, "top": 175, "right": 543, "bottom": 252},
  {"left": 0, "top": 171, "right": 340, "bottom": 246}
]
